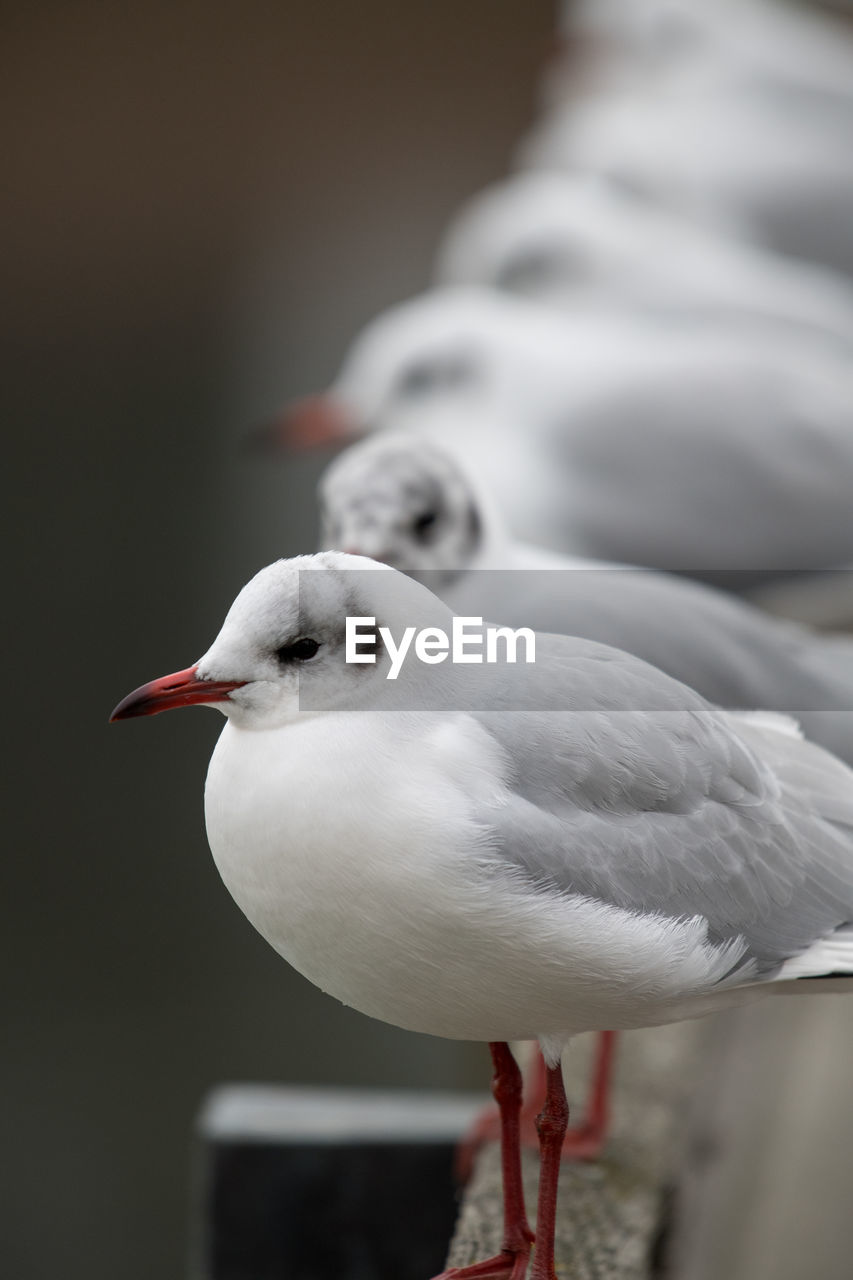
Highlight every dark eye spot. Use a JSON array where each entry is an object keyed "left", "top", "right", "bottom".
[
  {"left": 276, "top": 637, "right": 320, "bottom": 664},
  {"left": 496, "top": 248, "right": 558, "bottom": 293},
  {"left": 412, "top": 510, "right": 438, "bottom": 541},
  {"left": 399, "top": 363, "right": 441, "bottom": 396},
  {"left": 398, "top": 356, "right": 473, "bottom": 399}
]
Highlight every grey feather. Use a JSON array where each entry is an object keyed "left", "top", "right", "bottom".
[
  {"left": 442, "top": 568, "right": 853, "bottom": 751},
  {"left": 458, "top": 634, "right": 853, "bottom": 975},
  {"left": 321, "top": 436, "right": 853, "bottom": 763}
]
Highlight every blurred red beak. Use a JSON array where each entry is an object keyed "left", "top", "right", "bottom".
[
  {"left": 109, "top": 664, "right": 246, "bottom": 722},
  {"left": 247, "top": 393, "right": 357, "bottom": 453}
]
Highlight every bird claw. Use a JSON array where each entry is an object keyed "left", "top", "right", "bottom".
[{"left": 432, "top": 1247, "right": 531, "bottom": 1280}]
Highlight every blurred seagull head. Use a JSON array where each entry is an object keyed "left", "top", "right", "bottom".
[{"left": 319, "top": 436, "right": 501, "bottom": 585}]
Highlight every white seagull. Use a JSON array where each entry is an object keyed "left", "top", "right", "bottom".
[
  {"left": 271, "top": 287, "right": 853, "bottom": 579},
  {"left": 529, "top": 0, "right": 853, "bottom": 279},
  {"left": 519, "top": 87, "right": 853, "bottom": 278},
  {"left": 435, "top": 172, "right": 853, "bottom": 350},
  {"left": 112, "top": 552, "right": 853, "bottom": 1280},
  {"left": 320, "top": 433, "right": 853, "bottom": 1159}
]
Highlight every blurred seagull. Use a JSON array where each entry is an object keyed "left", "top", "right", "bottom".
[
  {"left": 112, "top": 552, "right": 853, "bottom": 1280},
  {"left": 552, "top": 0, "right": 853, "bottom": 103},
  {"left": 435, "top": 172, "right": 853, "bottom": 349},
  {"left": 519, "top": 88, "right": 853, "bottom": 277},
  {"left": 320, "top": 435, "right": 853, "bottom": 764},
  {"left": 269, "top": 288, "right": 853, "bottom": 579}
]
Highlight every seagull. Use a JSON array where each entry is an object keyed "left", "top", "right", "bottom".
[
  {"left": 551, "top": 0, "right": 853, "bottom": 104},
  {"left": 269, "top": 287, "right": 853, "bottom": 581},
  {"left": 318, "top": 435, "right": 853, "bottom": 764},
  {"left": 320, "top": 433, "right": 853, "bottom": 1161},
  {"left": 435, "top": 172, "right": 853, "bottom": 350},
  {"left": 519, "top": 88, "right": 853, "bottom": 278},
  {"left": 529, "top": 0, "right": 853, "bottom": 280},
  {"left": 112, "top": 552, "right": 853, "bottom": 1280}
]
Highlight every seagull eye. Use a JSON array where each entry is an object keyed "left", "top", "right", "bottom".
[
  {"left": 399, "top": 362, "right": 441, "bottom": 396},
  {"left": 496, "top": 248, "right": 558, "bottom": 293},
  {"left": 412, "top": 510, "right": 438, "bottom": 541},
  {"left": 276, "top": 637, "right": 320, "bottom": 664},
  {"left": 398, "top": 356, "right": 473, "bottom": 398}
]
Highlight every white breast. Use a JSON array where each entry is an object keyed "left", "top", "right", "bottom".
[{"left": 203, "top": 711, "right": 759, "bottom": 1041}]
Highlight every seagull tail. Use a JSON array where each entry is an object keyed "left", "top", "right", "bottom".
[{"left": 773, "top": 923, "right": 853, "bottom": 988}]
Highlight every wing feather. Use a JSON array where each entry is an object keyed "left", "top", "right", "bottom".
[{"left": 469, "top": 635, "right": 853, "bottom": 974}]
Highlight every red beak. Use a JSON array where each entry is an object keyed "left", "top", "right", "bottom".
[
  {"left": 109, "top": 664, "right": 246, "bottom": 722},
  {"left": 247, "top": 393, "right": 357, "bottom": 453}
]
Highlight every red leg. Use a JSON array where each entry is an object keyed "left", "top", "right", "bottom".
[
  {"left": 456, "top": 1032, "right": 615, "bottom": 1181},
  {"left": 545, "top": 1029, "right": 614, "bottom": 1159},
  {"left": 434, "top": 1042, "right": 533, "bottom": 1280},
  {"left": 529, "top": 1061, "right": 570, "bottom": 1280},
  {"left": 561, "top": 1029, "right": 614, "bottom": 1157}
]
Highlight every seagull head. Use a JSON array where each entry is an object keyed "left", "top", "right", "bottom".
[
  {"left": 563, "top": 0, "right": 709, "bottom": 93},
  {"left": 110, "top": 552, "right": 457, "bottom": 729},
  {"left": 318, "top": 435, "right": 501, "bottom": 585},
  {"left": 255, "top": 287, "right": 567, "bottom": 453},
  {"left": 436, "top": 171, "right": 670, "bottom": 308},
  {"left": 436, "top": 172, "right": 593, "bottom": 298}
]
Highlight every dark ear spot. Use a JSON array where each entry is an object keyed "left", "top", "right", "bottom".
[
  {"left": 412, "top": 509, "right": 439, "bottom": 542},
  {"left": 495, "top": 246, "right": 562, "bottom": 293},
  {"left": 340, "top": 619, "right": 382, "bottom": 664},
  {"left": 397, "top": 354, "right": 474, "bottom": 399}
]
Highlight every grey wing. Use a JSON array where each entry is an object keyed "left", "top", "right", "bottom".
[
  {"left": 448, "top": 565, "right": 853, "bottom": 735},
  {"left": 553, "top": 342, "right": 853, "bottom": 572},
  {"left": 474, "top": 642, "right": 853, "bottom": 974}
]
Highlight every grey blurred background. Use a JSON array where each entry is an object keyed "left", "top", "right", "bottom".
[{"left": 2, "top": 4, "right": 554, "bottom": 1277}]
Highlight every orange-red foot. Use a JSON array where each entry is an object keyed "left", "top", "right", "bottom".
[{"left": 432, "top": 1245, "right": 531, "bottom": 1280}]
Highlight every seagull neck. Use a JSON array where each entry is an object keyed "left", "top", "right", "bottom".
[
  {"left": 464, "top": 480, "right": 515, "bottom": 572},
  {"left": 469, "top": 524, "right": 514, "bottom": 571}
]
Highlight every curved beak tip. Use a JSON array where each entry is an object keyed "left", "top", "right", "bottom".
[
  {"left": 109, "top": 695, "right": 144, "bottom": 723},
  {"left": 245, "top": 393, "right": 356, "bottom": 454},
  {"left": 109, "top": 665, "right": 246, "bottom": 723}
]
